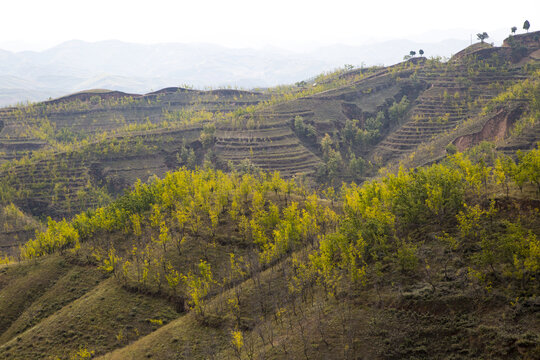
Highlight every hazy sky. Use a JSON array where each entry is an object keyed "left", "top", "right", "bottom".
[{"left": 1, "top": 0, "right": 538, "bottom": 51}]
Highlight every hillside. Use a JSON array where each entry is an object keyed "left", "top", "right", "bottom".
[
  {"left": 0, "top": 150, "right": 539, "bottom": 359},
  {"left": 0, "top": 87, "right": 269, "bottom": 222},
  {"left": 0, "top": 33, "right": 537, "bottom": 225},
  {"left": 0, "top": 32, "right": 539, "bottom": 359}
]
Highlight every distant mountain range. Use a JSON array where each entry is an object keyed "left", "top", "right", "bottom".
[{"left": 0, "top": 38, "right": 469, "bottom": 106}]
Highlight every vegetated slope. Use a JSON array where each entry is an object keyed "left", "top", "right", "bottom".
[
  {"left": 387, "top": 66, "right": 540, "bottom": 171},
  {"left": 0, "top": 87, "right": 266, "bottom": 162},
  {"left": 97, "top": 152, "right": 540, "bottom": 360},
  {"left": 0, "top": 32, "right": 538, "bottom": 273},
  {"left": 0, "top": 143, "right": 539, "bottom": 359},
  {"left": 0, "top": 88, "right": 269, "bottom": 220},
  {"left": 0, "top": 32, "right": 539, "bottom": 224},
  {"left": 0, "top": 203, "right": 40, "bottom": 256},
  {"left": 0, "top": 257, "right": 177, "bottom": 359},
  {"left": 215, "top": 32, "right": 540, "bottom": 184},
  {"left": 371, "top": 32, "right": 539, "bottom": 165},
  {"left": 0, "top": 125, "right": 204, "bottom": 219},
  {"left": 214, "top": 60, "right": 426, "bottom": 181}
]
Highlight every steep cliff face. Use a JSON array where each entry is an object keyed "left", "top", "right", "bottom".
[{"left": 453, "top": 104, "right": 526, "bottom": 151}]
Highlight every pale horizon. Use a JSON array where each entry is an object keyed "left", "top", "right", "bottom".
[{"left": 0, "top": 0, "right": 538, "bottom": 52}]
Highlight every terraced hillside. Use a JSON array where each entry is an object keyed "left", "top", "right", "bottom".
[
  {"left": 0, "top": 88, "right": 267, "bottom": 163},
  {"left": 0, "top": 32, "right": 539, "bottom": 224},
  {"left": 0, "top": 125, "right": 204, "bottom": 219},
  {"left": 214, "top": 60, "right": 427, "bottom": 178},
  {"left": 372, "top": 37, "right": 538, "bottom": 164},
  {"left": 0, "top": 31, "right": 539, "bottom": 360},
  {"left": 215, "top": 32, "right": 539, "bottom": 181},
  {"left": 0, "top": 88, "right": 269, "bottom": 219},
  {"left": 215, "top": 123, "right": 321, "bottom": 177}
]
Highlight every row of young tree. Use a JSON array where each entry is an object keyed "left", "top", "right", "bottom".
[
  {"left": 511, "top": 20, "right": 531, "bottom": 35},
  {"left": 404, "top": 49, "right": 424, "bottom": 59},
  {"left": 5, "top": 144, "right": 538, "bottom": 359},
  {"left": 17, "top": 144, "right": 540, "bottom": 308},
  {"left": 314, "top": 147, "right": 540, "bottom": 293},
  {"left": 479, "top": 20, "right": 532, "bottom": 44}
]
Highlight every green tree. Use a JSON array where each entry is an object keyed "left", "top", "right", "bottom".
[
  {"left": 493, "top": 155, "right": 516, "bottom": 198},
  {"left": 182, "top": 260, "right": 214, "bottom": 318},
  {"left": 21, "top": 217, "right": 80, "bottom": 258},
  {"left": 388, "top": 96, "right": 409, "bottom": 124},
  {"left": 320, "top": 133, "right": 333, "bottom": 160},
  {"left": 294, "top": 115, "right": 305, "bottom": 134},
  {"left": 523, "top": 20, "right": 530, "bottom": 32},
  {"left": 200, "top": 123, "right": 216, "bottom": 148},
  {"left": 326, "top": 149, "right": 343, "bottom": 179},
  {"left": 95, "top": 247, "right": 121, "bottom": 277},
  {"left": 165, "top": 262, "right": 180, "bottom": 295},
  {"left": 511, "top": 26, "right": 517, "bottom": 35},
  {"left": 348, "top": 153, "right": 367, "bottom": 178},
  {"left": 477, "top": 32, "right": 489, "bottom": 43},
  {"left": 343, "top": 119, "right": 359, "bottom": 145},
  {"left": 231, "top": 329, "right": 244, "bottom": 360},
  {"left": 519, "top": 147, "right": 540, "bottom": 194}
]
